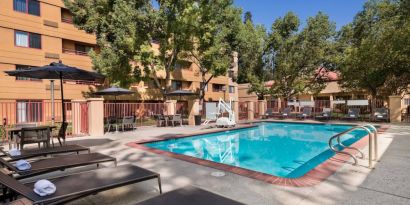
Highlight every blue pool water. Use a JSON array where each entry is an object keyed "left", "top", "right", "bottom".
[{"left": 145, "top": 122, "right": 369, "bottom": 178}]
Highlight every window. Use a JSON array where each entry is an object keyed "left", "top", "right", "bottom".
[
  {"left": 15, "top": 31, "right": 41, "bottom": 49},
  {"left": 15, "top": 65, "right": 41, "bottom": 81},
  {"left": 16, "top": 100, "right": 43, "bottom": 123},
  {"left": 61, "top": 8, "right": 73, "bottom": 23},
  {"left": 229, "top": 86, "right": 235, "bottom": 93},
  {"left": 212, "top": 84, "right": 226, "bottom": 92},
  {"left": 14, "top": 0, "right": 40, "bottom": 16},
  {"left": 75, "top": 44, "right": 92, "bottom": 55},
  {"left": 171, "top": 80, "right": 182, "bottom": 91}
]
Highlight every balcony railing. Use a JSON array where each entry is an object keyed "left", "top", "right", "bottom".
[
  {"left": 62, "top": 48, "right": 89, "bottom": 56},
  {"left": 61, "top": 17, "right": 73, "bottom": 24}
]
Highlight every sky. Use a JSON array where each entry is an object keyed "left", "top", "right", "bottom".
[{"left": 234, "top": 0, "right": 368, "bottom": 30}]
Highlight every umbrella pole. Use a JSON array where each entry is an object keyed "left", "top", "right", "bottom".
[
  {"left": 59, "top": 72, "right": 66, "bottom": 145},
  {"left": 115, "top": 95, "right": 118, "bottom": 132}
]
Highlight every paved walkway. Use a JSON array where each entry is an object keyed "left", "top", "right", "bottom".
[{"left": 42, "top": 123, "right": 410, "bottom": 204}]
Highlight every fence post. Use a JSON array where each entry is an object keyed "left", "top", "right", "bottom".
[
  {"left": 165, "top": 100, "right": 176, "bottom": 115},
  {"left": 188, "top": 99, "right": 200, "bottom": 126},
  {"left": 71, "top": 99, "right": 86, "bottom": 135},
  {"left": 389, "top": 96, "right": 402, "bottom": 122},
  {"left": 87, "top": 98, "right": 104, "bottom": 136},
  {"left": 258, "top": 100, "right": 266, "bottom": 119},
  {"left": 247, "top": 101, "right": 254, "bottom": 121},
  {"left": 233, "top": 101, "right": 239, "bottom": 122},
  {"left": 277, "top": 98, "right": 282, "bottom": 111}
]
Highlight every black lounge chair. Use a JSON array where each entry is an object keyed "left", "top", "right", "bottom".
[
  {"left": 1, "top": 164, "right": 161, "bottom": 205},
  {"left": 296, "top": 107, "right": 312, "bottom": 120},
  {"left": 372, "top": 108, "right": 389, "bottom": 122},
  {"left": 0, "top": 145, "right": 90, "bottom": 161},
  {"left": 0, "top": 153, "right": 116, "bottom": 179},
  {"left": 278, "top": 107, "right": 292, "bottom": 119},
  {"left": 315, "top": 108, "right": 332, "bottom": 121},
  {"left": 262, "top": 108, "right": 274, "bottom": 119},
  {"left": 343, "top": 108, "right": 360, "bottom": 120},
  {"left": 135, "top": 186, "right": 244, "bottom": 205}
]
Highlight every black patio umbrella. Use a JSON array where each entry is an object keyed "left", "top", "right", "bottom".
[
  {"left": 165, "top": 90, "right": 199, "bottom": 115},
  {"left": 94, "top": 86, "right": 134, "bottom": 124},
  {"left": 5, "top": 60, "right": 105, "bottom": 144}
]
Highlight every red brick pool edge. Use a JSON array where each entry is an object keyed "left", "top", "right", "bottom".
[{"left": 126, "top": 125, "right": 389, "bottom": 187}]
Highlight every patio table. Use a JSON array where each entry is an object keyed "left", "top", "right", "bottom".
[{"left": 6, "top": 125, "right": 56, "bottom": 149}]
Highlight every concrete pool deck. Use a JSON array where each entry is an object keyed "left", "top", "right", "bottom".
[{"left": 53, "top": 121, "right": 409, "bottom": 204}]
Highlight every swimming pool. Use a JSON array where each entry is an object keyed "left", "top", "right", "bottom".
[{"left": 143, "top": 122, "right": 369, "bottom": 179}]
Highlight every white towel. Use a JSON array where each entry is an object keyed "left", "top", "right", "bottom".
[
  {"left": 350, "top": 114, "right": 355, "bottom": 117},
  {"left": 15, "top": 160, "right": 31, "bottom": 171},
  {"left": 323, "top": 114, "right": 328, "bottom": 117},
  {"left": 9, "top": 148, "right": 21, "bottom": 157},
  {"left": 33, "top": 179, "right": 56, "bottom": 196}
]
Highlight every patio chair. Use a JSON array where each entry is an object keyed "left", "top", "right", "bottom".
[
  {"left": 296, "top": 107, "right": 312, "bottom": 120},
  {"left": 171, "top": 114, "right": 182, "bottom": 127},
  {"left": 106, "top": 116, "right": 117, "bottom": 132},
  {"left": 343, "top": 108, "right": 360, "bottom": 120},
  {"left": 156, "top": 115, "right": 166, "bottom": 127},
  {"left": 315, "top": 108, "right": 332, "bottom": 121},
  {"left": 0, "top": 164, "right": 161, "bottom": 205},
  {"left": 19, "top": 126, "right": 51, "bottom": 150},
  {"left": 0, "top": 153, "right": 116, "bottom": 180},
  {"left": 135, "top": 186, "right": 245, "bottom": 205},
  {"left": 0, "top": 144, "right": 90, "bottom": 161},
  {"left": 263, "top": 108, "right": 274, "bottom": 119},
  {"left": 278, "top": 107, "right": 291, "bottom": 119},
  {"left": 121, "top": 116, "right": 137, "bottom": 131},
  {"left": 372, "top": 108, "right": 389, "bottom": 122}
]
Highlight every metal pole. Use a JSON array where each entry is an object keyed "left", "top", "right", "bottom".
[{"left": 50, "top": 80, "right": 55, "bottom": 126}]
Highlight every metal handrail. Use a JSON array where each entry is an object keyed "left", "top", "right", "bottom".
[{"left": 328, "top": 124, "right": 377, "bottom": 168}]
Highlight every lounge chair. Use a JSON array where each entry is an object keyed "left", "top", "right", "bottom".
[
  {"left": 171, "top": 114, "right": 182, "bottom": 127},
  {"left": 0, "top": 144, "right": 90, "bottom": 161},
  {"left": 0, "top": 153, "right": 116, "bottom": 180},
  {"left": 135, "top": 186, "right": 244, "bottom": 205},
  {"left": 343, "top": 108, "right": 360, "bottom": 120},
  {"left": 121, "top": 116, "right": 137, "bottom": 131},
  {"left": 1, "top": 164, "right": 161, "bottom": 205},
  {"left": 296, "top": 107, "right": 312, "bottom": 120},
  {"left": 263, "top": 108, "right": 274, "bottom": 119},
  {"left": 315, "top": 108, "right": 332, "bottom": 121},
  {"left": 278, "top": 107, "right": 291, "bottom": 119},
  {"left": 372, "top": 108, "right": 389, "bottom": 122}
]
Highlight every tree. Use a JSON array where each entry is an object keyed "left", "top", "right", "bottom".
[
  {"left": 244, "top": 11, "right": 253, "bottom": 23},
  {"left": 138, "top": 0, "right": 197, "bottom": 97},
  {"left": 184, "top": 0, "right": 242, "bottom": 103},
  {"left": 339, "top": 0, "right": 410, "bottom": 99},
  {"left": 64, "top": 0, "right": 153, "bottom": 87},
  {"left": 266, "top": 12, "right": 336, "bottom": 99}
]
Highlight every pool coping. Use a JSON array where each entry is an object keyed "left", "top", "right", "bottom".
[{"left": 127, "top": 123, "right": 390, "bottom": 187}]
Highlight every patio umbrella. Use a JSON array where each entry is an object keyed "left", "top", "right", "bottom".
[
  {"left": 165, "top": 90, "right": 198, "bottom": 115},
  {"left": 94, "top": 86, "right": 134, "bottom": 127},
  {"left": 4, "top": 60, "right": 105, "bottom": 145}
]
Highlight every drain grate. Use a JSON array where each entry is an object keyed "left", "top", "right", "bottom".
[{"left": 211, "top": 171, "right": 226, "bottom": 177}]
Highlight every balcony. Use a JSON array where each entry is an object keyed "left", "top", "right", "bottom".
[{"left": 62, "top": 48, "right": 89, "bottom": 56}]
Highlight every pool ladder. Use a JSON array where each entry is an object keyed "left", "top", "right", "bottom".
[{"left": 328, "top": 124, "right": 378, "bottom": 168}]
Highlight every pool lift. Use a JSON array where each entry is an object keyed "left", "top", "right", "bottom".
[{"left": 215, "top": 98, "right": 236, "bottom": 128}]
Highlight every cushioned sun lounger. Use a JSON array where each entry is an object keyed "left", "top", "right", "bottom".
[
  {"left": 0, "top": 145, "right": 90, "bottom": 161},
  {"left": 135, "top": 186, "right": 244, "bottom": 205},
  {"left": 1, "top": 164, "right": 161, "bottom": 205},
  {"left": 296, "top": 107, "right": 312, "bottom": 119},
  {"left": 343, "top": 108, "right": 361, "bottom": 120},
  {"left": 0, "top": 153, "right": 116, "bottom": 179}
]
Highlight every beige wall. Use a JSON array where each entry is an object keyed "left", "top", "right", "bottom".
[{"left": 0, "top": 0, "right": 238, "bottom": 104}]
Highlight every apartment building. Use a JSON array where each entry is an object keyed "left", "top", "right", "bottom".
[{"left": 0, "top": 0, "right": 238, "bottom": 124}]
